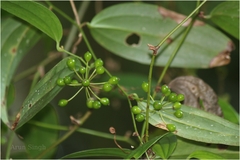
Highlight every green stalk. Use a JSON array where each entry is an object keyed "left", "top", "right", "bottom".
[
  {"left": 145, "top": 55, "right": 156, "bottom": 142},
  {"left": 28, "top": 120, "right": 136, "bottom": 145},
  {"left": 152, "top": 0, "right": 207, "bottom": 99},
  {"left": 35, "top": 110, "right": 92, "bottom": 159},
  {"left": 5, "top": 131, "right": 15, "bottom": 159}
]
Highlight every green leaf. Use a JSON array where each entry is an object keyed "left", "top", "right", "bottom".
[
  {"left": 209, "top": 1, "right": 239, "bottom": 39},
  {"left": 12, "top": 57, "right": 80, "bottom": 130},
  {"left": 125, "top": 133, "right": 169, "bottom": 159},
  {"left": 1, "top": 1, "right": 62, "bottom": 45},
  {"left": 16, "top": 104, "right": 58, "bottom": 158},
  {"left": 88, "top": 3, "right": 233, "bottom": 68},
  {"left": 187, "top": 150, "right": 225, "bottom": 160},
  {"left": 218, "top": 98, "right": 239, "bottom": 124},
  {"left": 170, "top": 137, "right": 239, "bottom": 159},
  {"left": 138, "top": 101, "right": 239, "bottom": 146},
  {"left": 60, "top": 148, "right": 131, "bottom": 159},
  {"left": 152, "top": 132, "right": 177, "bottom": 159},
  {"left": 1, "top": 17, "right": 41, "bottom": 126}
]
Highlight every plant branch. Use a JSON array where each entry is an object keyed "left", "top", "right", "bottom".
[{"left": 152, "top": 0, "right": 207, "bottom": 99}]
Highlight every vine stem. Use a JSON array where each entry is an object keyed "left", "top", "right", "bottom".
[
  {"left": 156, "top": 0, "right": 207, "bottom": 48},
  {"left": 146, "top": 0, "right": 207, "bottom": 141},
  {"left": 35, "top": 111, "right": 92, "bottom": 159}
]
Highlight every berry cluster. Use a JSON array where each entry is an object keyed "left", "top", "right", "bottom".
[
  {"left": 133, "top": 83, "right": 185, "bottom": 132},
  {"left": 56, "top": 52, "right": 119, "bottom": 109}
]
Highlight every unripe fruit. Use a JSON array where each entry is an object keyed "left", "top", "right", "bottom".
[
  {"left": 64, "top": 76, "right": 72, "bottom": 84},
  {"left": 57, "top": 78, "right": 65, "bottom": 86},
  {"left": 173, "top": 102, "right": 182, "bottom": 110},
  {"left": 86, "top": 99, "right": 94, "bottom": 108},
  {"left": 94, "top": 59, "right": 104, "bottom": 68},
  {"left": 100, "top": 98, "right": 110, "bottom": 106},
  {"left": 84, "top": 52, "right": 92, "bottom": 62},
  {"left": 131, "top": 106, "right": 142, "bottom": 114},
  {"left": 135, "top": 114, "right": 145, "bottom": 122},
  {"left": 102, "top": 83, "right": 113, "bottom": 92},
  {"left": 153, "top": 101, "right": 163, "bottom": 110},
  {"left": 79, "top": 66, "right": 86, "bottom": 74},
  {"left": 108, "top": 76, "right": 119, "bottom": 85},
  {"left": 168, "top": 93, "right": 177, "bottom": 102},
  {"left": 58, "top": 99, "right": 68, "bottom": 107},
  {"left": 96, "top": 66, "right": 105, "bottom": 74},
  {"left": 177, "top": 94, "right": 185, "bottom": 102},
  {"left": 166, "top": 124, "right": 176, "bottom": 132},
  {"left": 67, "top": 58, "right": 76, "bottom": 70},
  {"left": 174, "top": 110, "right": 183, "bottom": 118},
  {"left": 92, "top": 100, "right": 101, "bottom": 109},
  {"left": 141, "top": 82, "right": 149, "bottom": 92},
  {"left": 82, "top": 79, "right": 90, "bottom": 87}
]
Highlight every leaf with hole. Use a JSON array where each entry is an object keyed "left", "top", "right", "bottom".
[
  {"left": 138, "top": 101, "right": 239, "bottom": 146},
  {"left": 209, "top": 1, "right": 239, "bottom": 39},
  {"left": 60, "top": 148, "right": 131, "bottom": 159},
  {"left": 17, "top": 104, "right": 58, "bottom": 158},
  {"left": 11, "top": 57, "right": 81, "bottom": 130},
  {"left": 88, "top": 3, "right": 233, "bottom": 68},
  {"left": 1, "top": 17, "right": 41, "bottom": 126},
  {"left": 1, "top": 1, "right": 62, "bottom": 45}
]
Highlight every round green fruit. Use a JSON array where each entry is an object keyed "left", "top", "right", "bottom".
[
  {"left": 153, "top": 101, "right": 163, "bottom": 110},
  {"left": 57, "top": 78, "right": 65, "bottom": 86},
  {"left": 92, "top": 100, "right": 101, "bottom": 109},
  {"left": 166, "top": 124, "right": 176, "bottom": 132},
  {"left": 102, "top": 83, "right": 113, "bottom": 92},
  {"left": 82, "top": 79, "right": 90, "bottom": 87},
  {"left": 135, "top": 114, "right": 145, "bottom": 122},
  {"left": 100, "top": 98, "right": 110, "bottom": 106},
  {"left": 177, "top": 94, "right": 185, "bottom": 102},
  {"left": 96, "top": 66, "right": 105, "bottom": 74},
  {"left": 58, "top": 99, "right": 68, "bottom": 107},
  {"left": 94, "top": 59, "right": 104, "bottom": 68},
  {"left": 84, "top": 52, "right": 92, "bottom": 62},
  {"left": 131, "top": 106, "right": 142, "bottom": 114},
  {"left": 173, "top": 102, "right": 182, "bottom": 110},
  {"left": 86, "top": 99, "right": 94, "bottom": 108},
  {"left": 141, "top": 82, "right": 149, "bottom": 92},
  {"left": 174, "top": 110, "right": 183, "bottom": 118},
  {"left": 108, "top": 76, "right": 119, "bottom": 85},
  {"left": 168, "top": 93, "right": 177, "bottom": 102},
  {"left": 67, "top": 58, "right": 76, "bottom": 70}
]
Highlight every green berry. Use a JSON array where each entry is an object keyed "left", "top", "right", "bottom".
[
  {"left": 64, "top": 76, "right": 72, "bottom": 84},
  {"left": 57, "top": 78, "right": 65, "bottom": 86},
  {"left": 100, "top": 98, "right": 110, "bottom": 106},
  {"left": 84, "top": 52, "right": 92, "bottom": 62},
  {"left": 67, "top": 58, "right": 76, "bottom": 70},
  {"left": 86, "top": 99, "right": 94, "bottom": 108},
  {"left": 58, "top": 99, "right": 68, "bottom": 107},
  {"left": 135, "top": 114, "right": 145, "bottom": 122},
  {"left": 174, "top": 110, "right": 183, "bottom": 118},
  {"left": 168, "top": 93, "right": 177, "bottom": 102},
  {"left": 177, "top": 94, "right": 185, "bottom": 102},
  {"left": 153, "top": 101, "right": 163, "bottom": 110},
  {"left": 102, "top": 83, "right": 113, "bottom": 92},
  {"left": 166, "top": 124, "right": 176, "bottom": 132},
  {"left": 94, "top": 59, "right": 104, "bottom": 68},
  {"left": 79, "top": 66, "right": 86, "bottom": 74},
  {"left": 96, "top": 66, "right": 105, "bottom": 74},
  {"left": 82, "top": 79, "right": 90, "bottom": 87},
  {"left": 173, "top": 102, "right": 182, "bottom": 110},
  {"left": 71, "top": 79, "right": 79, "bottom": 84},
  {"left": 164, "top": 88, "right": 171, "bottom": 97},
  {"left": 141, "top": 82, "right": 149, "bottom": 92},
  {"left": 131, "top": 106, "right": 142, "bottom": 114},
  {"left": 108, "top": 76, "right": 119, "bottom": 85},
  {"left": 161, "top": 85, "right": 169, "bottom": 94},
  {"left": 92, "top": 100, "right": 101, "bottom": 109}
]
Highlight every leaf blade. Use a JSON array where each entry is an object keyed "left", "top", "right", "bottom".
[
  {"left": 138, "top": 101, "right": 239, "bottom": 146},
  {"left": 12, "top": 57, "right": 80, "bottom": 130},
  {"left": 1, "top": 1, "right": 62, "bottom": 44},
  {"left": 210, "top": 1, "right": 239, "bottom": 39},
  {"left": 88, "top": 3, "right": 233, "bottom": 68}
]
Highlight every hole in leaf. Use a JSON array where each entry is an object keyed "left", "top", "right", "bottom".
[{"left": 126, "top": 33, "right": 140, "bottom": 46}]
